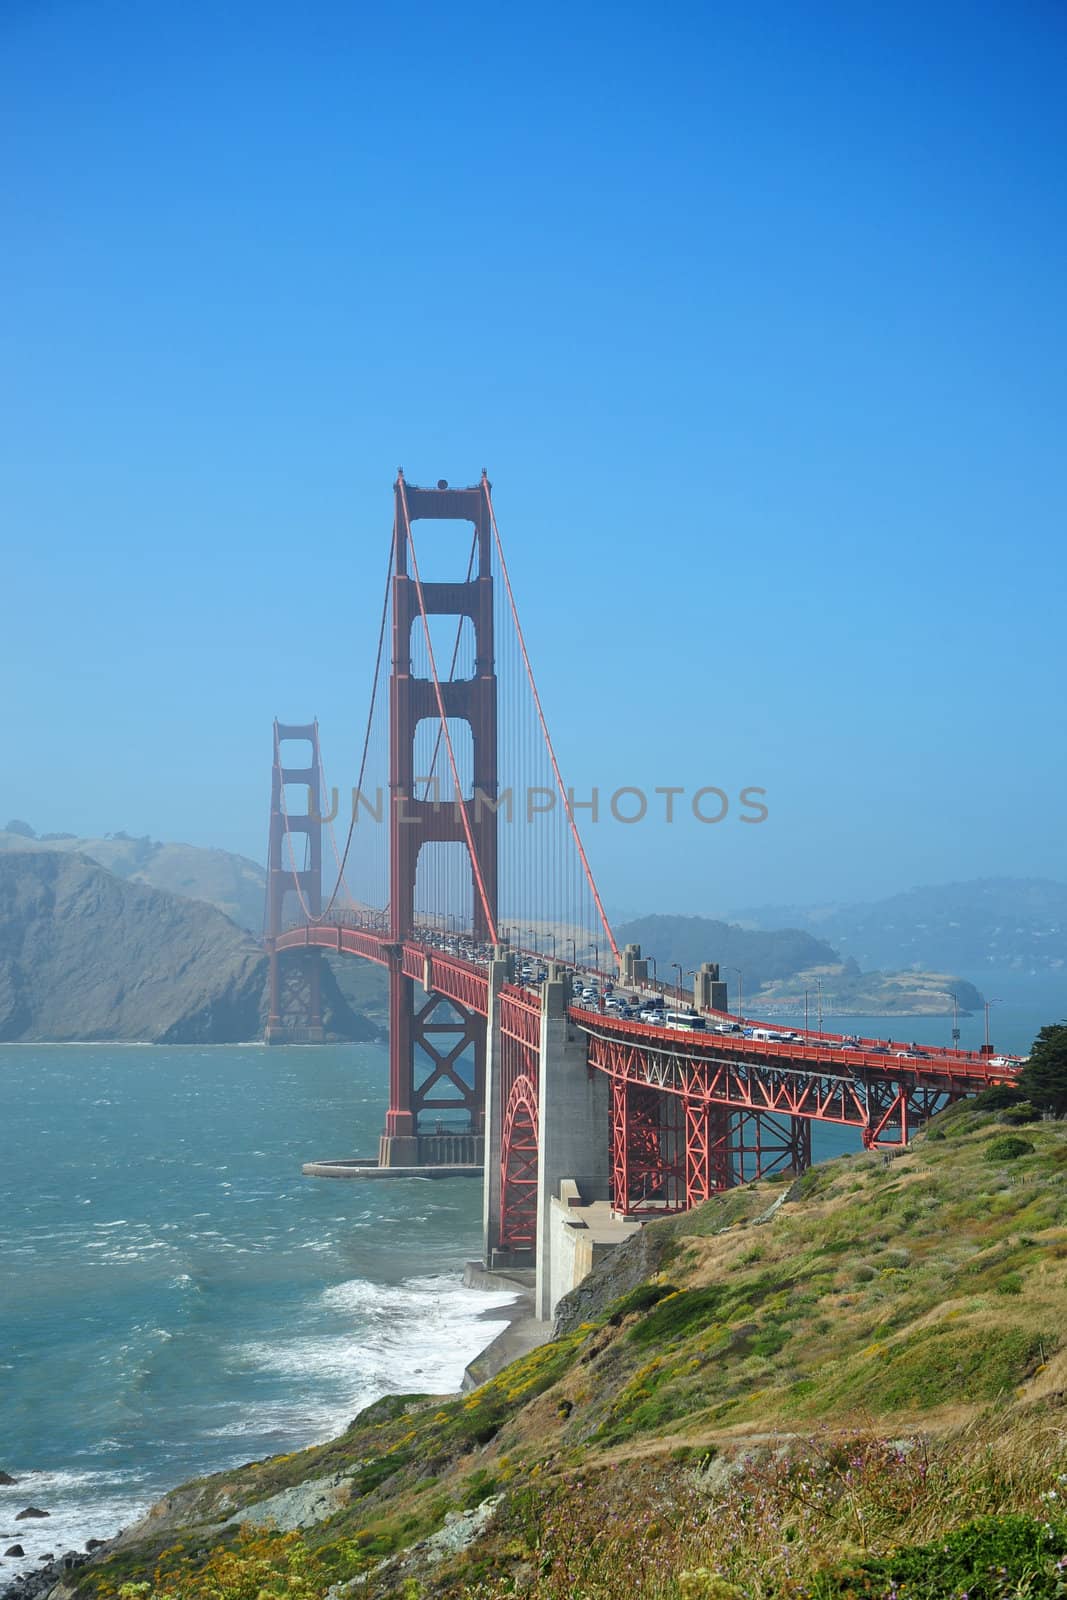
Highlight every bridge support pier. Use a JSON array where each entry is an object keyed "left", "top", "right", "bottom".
[{"left": 534, "top": 974, "right": 611, "bottom": 1321}]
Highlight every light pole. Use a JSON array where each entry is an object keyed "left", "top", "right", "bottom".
[
  {"left": 984, "top": 998, "right": 1001, "bottom": 1054},
  {"left": 804, "top": 988, "right": 810, "bottom": 1033},
  {"left": 726, "top": 966, "right": 744, "bottom": 1025},
  {"left": 671, "top": 961, "right": 683, "bottom": 1001},
  {"left": 950, "top": 991, "right": 961, "bottom": 1053},
  {"left": 816, "top": 976, "right": 823, "bottom": 1034},
  {"left": 547, "top": 931, "right": 556, "bottom": 959},
  {"left": 566, "top": 937, "right": 576, "bottom": 967},
  {"left": 648, "top": 955, "right": 657, "bottom": 988},
  {"left": 591, "top": 940, "right": 599, "bottom": 973}
]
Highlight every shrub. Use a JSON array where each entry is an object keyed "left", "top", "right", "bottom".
[
  {"left": 606, "top": 1282, "right": 679, "bottom": 1323},
  {"left": 984, "top": 1135, "right": 1036, "bottom": 1162},
  {"left": 828, "top": 1512, "right": 1067, "bottom": 1599},
  {"left": 1001, "top": 1101, "right": 1043, "bottom": 1125},
  {"left": 971, "top": 1084, "right": 1027, "bottom": 1111}
]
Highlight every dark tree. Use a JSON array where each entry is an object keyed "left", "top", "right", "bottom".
[{"left": 1018, "top": 1022, "right": 1067, "bottom": 1117}]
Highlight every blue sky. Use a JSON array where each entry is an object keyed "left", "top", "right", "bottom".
[{"left": 3, "top": 0, "right": 1065, "bottom": 916}]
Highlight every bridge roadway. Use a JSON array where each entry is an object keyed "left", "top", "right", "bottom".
[{"left": 272, "top": 916, "right": 1011, "bottom": 1144}]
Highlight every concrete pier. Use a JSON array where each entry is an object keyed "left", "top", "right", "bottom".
[{"left": 534, "top": 974, "right": 613, "bottom": 1319}]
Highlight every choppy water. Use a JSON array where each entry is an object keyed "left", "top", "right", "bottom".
[{"left": 0, "top": 1044, "right": 514, "bottom": 1584}]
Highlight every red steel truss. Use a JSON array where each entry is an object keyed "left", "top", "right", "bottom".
[
  {"left": 497, "top": 984, "right": 541, "bottom": 1252},
  {"left": 596, "top": 1014, "right": 954, "bottom": 1214}
]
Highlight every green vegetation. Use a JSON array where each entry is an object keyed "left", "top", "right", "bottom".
[
  {"left": 68, "top": 1106, "right": 1067, "bottom": 1600},
  {"left": 1020, "top": 1022, "right": 1067, "bottom": 1116}
]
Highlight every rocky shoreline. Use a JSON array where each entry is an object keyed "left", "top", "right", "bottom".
[{"left": 0, "top": 1267, "right": 538, "bottom": 1600}]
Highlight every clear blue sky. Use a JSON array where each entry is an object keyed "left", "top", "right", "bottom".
[{"left": 3, "top": 0, "right": 1065, "bottom": 915}]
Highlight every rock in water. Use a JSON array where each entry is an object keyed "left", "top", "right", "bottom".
[
  {"left": 0, "top": 1472, "right": 17, "bottom": 1485},
  {"left": 15, "top": 1508, "right": 49, "bottom": 1520},
  {"left": 4, "top": 1544, "right": 24, "bottom": 1556}
]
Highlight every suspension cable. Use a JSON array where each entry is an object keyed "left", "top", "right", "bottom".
[
  {"left": 317, "top": 522, "right": 396, "bottom": 919},
  {"left": 483, "top": 474, "right": 619, "bottom": 963}
]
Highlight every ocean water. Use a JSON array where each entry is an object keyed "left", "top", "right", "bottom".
[{"left": 0, "top": 1043, "right": 516, "bottom": 1584}]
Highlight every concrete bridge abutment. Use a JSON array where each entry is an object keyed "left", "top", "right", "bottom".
[{"left": 534, "top": 977, "right": 612, "bottom": 1320}]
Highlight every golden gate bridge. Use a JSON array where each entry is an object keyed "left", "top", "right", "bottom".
[{"left": 263, "top": 471, "right": 1013, "bottom": 1310}]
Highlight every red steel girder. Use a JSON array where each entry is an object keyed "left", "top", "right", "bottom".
[
  {"left": 500, "top": 1072, "right": 539, "bottom": 1252},
  {"left": 583, "top": 1025, "right": 957, "bottom": 1150}
]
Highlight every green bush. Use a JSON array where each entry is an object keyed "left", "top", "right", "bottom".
[
  {"left": 606, "top": 1282, "right": 679, "bottom": 1324},
  {"left": 971, "top": 1084, "right": 1027, "bottom": 1111},
  {"left": 984, "top": 1135, "right": 1036, "bottom": 1162},
  {"left": 1001, "top": 1102, "right": 1042, "bottom": 1125},
  {"left": 814, "top": 1512, "right": 1067, "bottom": 1598}
]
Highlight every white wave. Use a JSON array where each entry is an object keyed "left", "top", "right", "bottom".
[
  {"left": 229, "top": 1272, "right": 519, "bottom": 1437},
  {"left": 0, "top": 1470, "right": 152, "bottom": 1584}
]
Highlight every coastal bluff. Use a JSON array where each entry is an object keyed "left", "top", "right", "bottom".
[{"left": 0, "top": 851, "right": 375, "bottom": 1043}]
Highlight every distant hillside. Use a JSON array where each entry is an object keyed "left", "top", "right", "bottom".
[
  {"left": 614, "top": 913, "right": 982, "bottom": 1015},
  {"left": 0, "top": 851, "right": 376, "bottom": 1043},
  {"left": 0, "top": 822, "right": 266, "bottom": 932},
  {"left": 614, "top": 912, "right": 841, "bottom": 991},
  {"left": 731, "top": 876, "right": 1067, "bottom": 975}
]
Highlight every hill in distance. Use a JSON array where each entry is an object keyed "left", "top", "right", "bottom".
[
  {"left": 61, "top": 1105, "right": 1067, "bottom": 1599},
  {"left": 730, "top": 876, "right": 1067, "bottom": 977},
  {"left": 615, "top": 912, "right": 983, "bottom": 1014},
  {"left": 0, "top": 851, "right": 377, "bottom": 1043},
  {"left": 0, "top": 821, "right": 266, "bottom": 933}
]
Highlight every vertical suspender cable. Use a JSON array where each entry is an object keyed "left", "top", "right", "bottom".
[{"left": 483, "top": 476, "right": 619, "bottom": 965}]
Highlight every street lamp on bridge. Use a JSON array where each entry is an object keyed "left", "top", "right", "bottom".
[
  {"left": 950, "top": 991, "right": 961, "bottom": 1053},
  {"left": 726, "top": 966, "right": 744, "bottom": 1026},
  {"left": 566, "top": 937, "right": 576, "bottom": 967},
  {"left": 984, "top": 998, "right": 1001, "bottom": 1055},
  {"left": 671, "top": 962, "right": 684, "bottom": 1001}
]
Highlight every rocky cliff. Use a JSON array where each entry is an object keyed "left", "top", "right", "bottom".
[{"left": 0, "top": 852, "right": 377, "bottom": 1044}]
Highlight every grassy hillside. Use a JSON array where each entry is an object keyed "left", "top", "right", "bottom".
[{"left": 61, "top": 1106, "right": 1067, "bottom": 1599}]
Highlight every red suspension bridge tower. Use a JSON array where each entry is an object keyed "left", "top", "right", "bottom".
[
  {"left": 265, "top": 720, "right": 324, "bottom": 1045},
  {"left": 381, "top": 472, "right": 500, "bottom": 1166}
]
